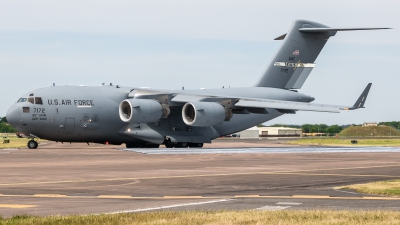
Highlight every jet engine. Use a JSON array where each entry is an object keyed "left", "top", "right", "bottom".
[
  {"left": 182, "top": 102, "right": 231, "bottom": 127},
  {"left": 119, "top": 99, "right": 170, "bottom": 123}
]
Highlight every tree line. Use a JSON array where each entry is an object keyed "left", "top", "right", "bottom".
[
  {"left": 268, "top": 124, "right": 343, "bottom": 134},
  {"left": 0, "top": 117, "right": 17, "bottom": 133},
  {"left": 267, "top": 121, "right": 400, "bottom": 134},
  {"left": 378, "top": 121, "right": 400, "bottom": 129}
]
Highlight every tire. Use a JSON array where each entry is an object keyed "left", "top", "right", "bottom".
[
  {"left": 189, "top": 143, "right": 203, "bottom": 148},
  {"left": 145, "top": 144, "right": 160, "bottom": 148},
  {"left": 165, "top": 143, "right": 174, "bottom": 148},
  {"left": 176, "top": 142, "right": 188, "bottom": 148},
  {"left": 27, "top": 140, "right": 38, "bottom": 149}
]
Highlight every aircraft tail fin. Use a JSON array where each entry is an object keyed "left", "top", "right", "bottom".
[{"left": 255, "top": 20, "right": 389, "bottom": 89}]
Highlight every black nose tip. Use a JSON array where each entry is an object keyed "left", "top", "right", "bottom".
[{"left": 6, "top": 105, "right": 21, "bottom": 128}]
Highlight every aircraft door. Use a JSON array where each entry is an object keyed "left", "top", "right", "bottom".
[{"left": 64, "top": 118, "right": 75, "bottom": 134}]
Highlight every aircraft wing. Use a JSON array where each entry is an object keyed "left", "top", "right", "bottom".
[
  {"left": 234, "top": 99, "right": 340, "bottom": 113},
  {"left": 170, "top": 83, "right": 372, "bottom": 113}
]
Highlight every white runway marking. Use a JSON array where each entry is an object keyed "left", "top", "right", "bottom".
[
  {"left": 276, "top": 202, "right": 302, "bottom": 205},
  {"left": 108, "top": 199, "right": 233, "bottom": 214},
  {"left": 256, "top": 205, "right": 291, "bottom": 210},
  {"left": 119, "top": 147, "right": 400, "bottom": 154}
]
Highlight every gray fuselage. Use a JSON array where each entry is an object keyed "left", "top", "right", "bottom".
[{"left": 6, "top": 85, "right": 313, "bottom": 145}]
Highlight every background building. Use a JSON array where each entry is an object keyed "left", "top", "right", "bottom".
[
  {"left": 258, "top": 127, "right": 302, "bottom": 137},
  {"left": 238, "top": 126, "right": 259, "bottom": 138},
  {"left": 238, "top": 126, "right": 302, "bottom": 138}
]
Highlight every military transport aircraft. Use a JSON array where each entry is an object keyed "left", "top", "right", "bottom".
[{"left": 6, "top": 19, "right": 388, "bottom": 149}]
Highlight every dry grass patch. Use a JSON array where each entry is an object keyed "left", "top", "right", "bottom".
[
  {"left": 1, "top": 210, "right": 400, "bottom": 225},
  {"left": 341, "top": 180, "right": 400, "bottom": 197}
]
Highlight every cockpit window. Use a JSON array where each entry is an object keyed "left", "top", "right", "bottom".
[
  {"left": 17, "top": 98, "right": 27, "bottom": 103},
  {"left": 19, "top": 97, "right": 43, "bottom": 104},
  {"left": 28, "top": 98, "right": 34, "bottom": 104},
  {"left": 35, "top": 97, "right": 43, "bottom": 105}
]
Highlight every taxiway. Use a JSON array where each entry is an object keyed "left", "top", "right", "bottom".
[{"left": 1, "top": 140, "right": 400, "bottom": 217}]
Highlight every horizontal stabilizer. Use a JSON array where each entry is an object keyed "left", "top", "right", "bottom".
[
  {"left": 299, "top": 28, "right": 391, "bottom": 33},
  {"left": 274, "top": 33, "right": 287, "bottom": 40}
]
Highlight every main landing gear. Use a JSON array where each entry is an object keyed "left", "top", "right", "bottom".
[
  {"left": 164, "top": 141, "right": 203, "bottom": 148},
  {"left": 27, "top": 140, "right": 38, "bottom": 149},
  {"left": 125, "top": 141, "right": 204, "bottom": 149}
]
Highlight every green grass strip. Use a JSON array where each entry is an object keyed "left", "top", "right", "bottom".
[
  {"left": 342, "top": 179, "right": 400, "bottom": 197},
  {"left": 288, "top": 138, "right": 400, "bottom": 146}
]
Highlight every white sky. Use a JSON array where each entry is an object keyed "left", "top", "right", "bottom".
[{"left": 1, "top": 0, "right": 399, "bottom": 125}]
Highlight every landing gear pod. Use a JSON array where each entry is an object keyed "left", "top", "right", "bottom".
[
  {"left": 119, "top": 99, "right": 170, "bottom": 123},
  {"left": 182, "top": 102, "right": 231, "bottom": 127}
]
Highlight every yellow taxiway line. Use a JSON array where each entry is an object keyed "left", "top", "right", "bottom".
[
  {"left": 0, "top": 194, "right": 399, "bottom": 201},
  {"left": 0, "top": 164, "right": 399, "bottom": 187},
  {"left": 0, "top": 204, "right": 37, "bottom": 209}
]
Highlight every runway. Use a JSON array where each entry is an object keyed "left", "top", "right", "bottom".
[
  {"left": 1, "top": 141, "right": 400, "bottom": 217},
  {"left": 120, "top": 146, "right": 400, "bottom": 154}
]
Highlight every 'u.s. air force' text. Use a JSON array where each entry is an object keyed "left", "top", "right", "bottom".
[{"left": 47, "top": 99, "right": 94, "bottom": 106}]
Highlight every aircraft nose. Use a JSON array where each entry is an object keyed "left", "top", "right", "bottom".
[{"left": 6, "top": 104, "right": 21, "bottom": 128}]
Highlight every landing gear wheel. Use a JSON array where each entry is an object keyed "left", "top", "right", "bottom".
[
  {"left": 176, "top": 142, "right": 189, "bottom": 148},
  {"left": 27, "top": 140, "right": 38, "bottom": 149},
  {"left": 165, "top": 143, "right": 174, "bottom": 148},
  {"left": 146, "top": 144, "right": 160, "bottom": 148},
  {"left": 189, "top": 143, "right": 203, "bottom": 148}
]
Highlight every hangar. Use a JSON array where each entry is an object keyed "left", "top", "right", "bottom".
[
  {"left": 238, "top": 126, "right": 302, "bottom": 138},
  {"left": 259, "top": 127, "right": 302, "bottom": 137},
  {"left": 238, "top": 126, "right": 259, "bottom": 138}
]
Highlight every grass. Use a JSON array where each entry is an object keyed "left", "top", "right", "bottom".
[
  {"left": 0, "top": 135, "right": 42, "bottom": 149},
  {"left": 341, "top": 179, "right": 400, "bottom": 197},
  {"left": 1, "top": 210, "right": 400, "bottom": 225},
  {"left": 288, "top": 138, "right": 400, "bottom": 146}
]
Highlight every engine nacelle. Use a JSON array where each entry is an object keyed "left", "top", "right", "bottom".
[
  {"left": 119, "top": 99, "right": 170, "bottom": 123},
  {"left": 182, "top": 102, "right": 231, "bottom": 127}
]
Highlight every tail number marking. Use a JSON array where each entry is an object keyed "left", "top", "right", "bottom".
[{"left": 280, "top": 68, "right": 289, "bottom": 73}]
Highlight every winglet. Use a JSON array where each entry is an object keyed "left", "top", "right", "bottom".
[{"left": 347, "top": 83, "right": 372, "bottom": 110}]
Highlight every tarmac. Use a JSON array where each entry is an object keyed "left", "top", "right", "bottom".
[{"left": 1, "top": 139, "right": 400, "bottom": 217}]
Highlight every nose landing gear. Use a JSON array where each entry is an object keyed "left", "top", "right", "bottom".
[{"left": 27, "top": 139, "right": 38, "bottom": 149}]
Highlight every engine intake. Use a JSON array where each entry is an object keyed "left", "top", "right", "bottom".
[
  {"left": 119, "top": 99, "right": 170, "bottom": 123},
  {"left": 182, "top": 102, "right": 231, "bottom": 127}
]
